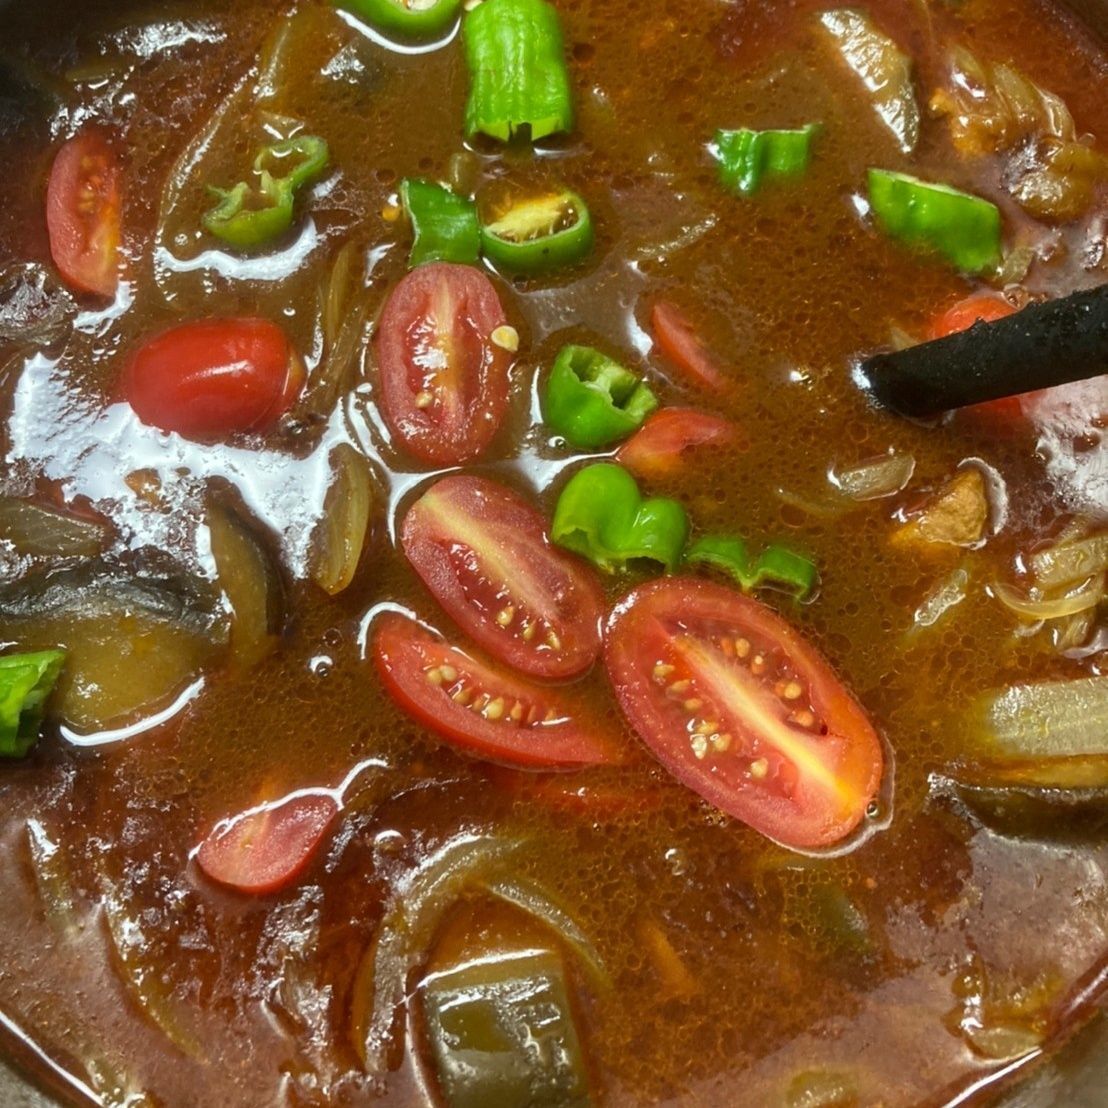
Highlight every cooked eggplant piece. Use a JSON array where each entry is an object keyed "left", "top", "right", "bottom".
[
  {"left": 206, "top": 501, "right": 284, "bottom": 669},
  {"left": 932, "top": 757, "right": 1108, "bottom": 836},
  {"left": 0, "top": 497, "right": 109, "bottom": 559},
  {"left": 0, "top": 564, "right": 228, "bottom": 733},
  {"left": 420, "top": 948, "right": 593, "bottom": 1108}
]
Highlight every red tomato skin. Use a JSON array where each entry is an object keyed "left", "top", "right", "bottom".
[
  {"left": 604, "top": 578, "right": 884, "bottom": 850},
  {"left": 401, "top": 475, "right": 604, "bottom": 680},
  {"left": 616, "top": 408, "right": 735, "bottom": 479},
  {"left": 373, "top": 613, "right": 621, "bottom": 769},
  {"left": 376, "top": 263, "right": 512, "bottom": 465},
  {"left": 46, "top": 131, "right": 122, "bottom": 297},
  {"left": 928, "top": 295, "right": 1023, "bottom": 420},
  {"left": 196, "top": 794, "right": 338, "bottom": 895},
  {"left": 123, "top": 318, "right": 303, "bottom": 439},
  {"left": 650, "top": 301, "right": 728, "bottom": 392}
]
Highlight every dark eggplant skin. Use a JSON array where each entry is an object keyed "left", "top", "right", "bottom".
[{"left": 931, "top": 756, "right": 1108, "bottom": 838}]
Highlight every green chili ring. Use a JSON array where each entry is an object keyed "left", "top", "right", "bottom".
[
  {"left": 479, "top": 188, "right": 593, "bottom": 274},
  {"left": 203, "top": 134, "right": 330, "bottom": 251},
  {"left": 542, "top": 345, "right": 657, "bottom": 450},
  {"left": 336, "top": 0, "right": 463, "bottom": 41}
]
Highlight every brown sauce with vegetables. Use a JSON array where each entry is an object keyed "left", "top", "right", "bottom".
[{"left": 1, "top": 0, "right": 1107, "bottom": 1104}]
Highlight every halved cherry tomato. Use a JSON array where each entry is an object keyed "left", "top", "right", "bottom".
[
  {"left": 401, "top": 475, "right": 604, "bottom": 680},
  {"left": 122, "top": 318, "right": 304, "bottom": 439},
  {"left": 604, "top": 578, "right": 883, "bottom": 850},
  {"left": 650, "top": 301, "right": 728, "bottom": 392},
  {"left": 196, "top": 793, "right": 339, "bottom": 895},
  {"left": 926, "top": 293, "right": 1017, "bottom": 341},
  {"left": 46, "top": 131, "right": 122, "bottom": 298},
  {"left": 616, "top": 407, "right": 736, "bottom": 480},
  {"left": 376, "top": 262, "right": 512, "bottom": 465},
  {"left": 373, "top": 613, "right": 620, "bottom": 769},
  {"left": 927, "top": 294, "right": 1023, "bottom": 420}
]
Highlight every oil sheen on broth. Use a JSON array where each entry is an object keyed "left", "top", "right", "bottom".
[{"left": 0, "top": 0, "right": 1107, "bottom": 1106}]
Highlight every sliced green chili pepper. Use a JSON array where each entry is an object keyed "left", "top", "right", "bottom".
[
  {"left": 552, "top": 463, "right": 688, "bottom": 573},
  {"left": 400, "top": 178, "right": 480, "bottom": 268},
  {"left": 542, "top": 345, "right": 657, "bottom": 450},
  {"left": 0, "top": 650, "right": 66, "bottom": 758},
  {"left": 421, "top": 949, "right": 592, "bottom": 1108},
  {"left": 867, "top": 169, "right": 1001, "bottom": 274},
  {"left": 712, "top": 124, "right": 820, "bottom": 196},
  {"left": 463, "top": 0, "right": 573, "bottom": 142},
  {"left": 335, "top": 0, "right": 462, "bottom": 41},
  {"left": 685, "top": 535, "right": 817, "bottom": 599},
  {"left": 479, "top": 187, "right": 593, "bottom": 273},
  {"left": 203, "top": 135, "right": 330, "bottom": 251}
]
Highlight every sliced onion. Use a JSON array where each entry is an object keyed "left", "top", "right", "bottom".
[
  {"left": 484, "top": 876, "right": 609, "bottom": 990},
  {"left": 98, "top": 871, "right": 203, "bottom": 1057},
  {"left": 820, "top": 9, "right": 919, "bottom": 153},
  {"left": 309, "top": 444, "right": 374, "bottom": 596},
  {"left": 991, "top": 575, "right": 1104, "bottom": 621},
  {"left": 977, "top": 675, "right": 1108, "bottom": 758},
  {"left": 0, "top": 497, "right": 108, "bottom": 558},
  {"left": 832, "top": 453, "right": 915, "bottom": 502},
  {"left": 350, "top": 836, "right": 521, "bottom": 1074},
  {"left": 911, "top": 567, "right": 970, "bottom": 632},
  {"left": 1030, "top": 533, "right": 1108, "bottom": 590},
  {"left": 26, "top": 819, "right": 80, "bottom": 940}
]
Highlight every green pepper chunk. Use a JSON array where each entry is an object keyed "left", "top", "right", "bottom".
[
  {"left": 463, "top": 0, "right": 573, "bottom": 142},
  {"left": 421, "top": 949, "right": 592, "bottom": 1108},
  {"left": 400, "top": 178, "right": 480, "bottom": 268},
  {"left": 203, "top": 135, "right": 330, "bottom": 251},
  {"left": 712, "top": 124, "right": 820, "bottom": 196},
  {"left": 867, "top": 168, "right": 1001, "bottom": 274},
  {"left": 335, "top": 0, "right": 463, "bottom": 41},
  {"left": 0, "top": 650, "right": 66, "bottom": 758},
  {"left": 542, "top": 346, "right": 657, "bottom": 450},
  {"left": 685, "top": 535, "right": 817, "bottom": 599},
  {"left": 478, "top": 186, "right": 593, "bottom": 273},
  {"left": 552, "top": 463, "right": 688, "bottom": 573}
]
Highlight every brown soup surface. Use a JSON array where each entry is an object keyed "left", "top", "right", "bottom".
[{"left": 1, "top": 0, "right": 1107, "bottom": 1105}]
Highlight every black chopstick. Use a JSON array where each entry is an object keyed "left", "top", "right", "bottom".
[{"left": 861, "top": 283, "right": 1108, "bottom": 418}]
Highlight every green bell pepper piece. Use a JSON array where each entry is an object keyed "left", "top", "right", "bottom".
[
  {"left": 0, "top": 650, "right": 66, "bottom": 758},
  {"left": 479, "top": 188, "right": 593, "bottom": 273},
  {"left": 685, "top": 535, "right": 818, "bottom": 599},
  {"left": 421, "top": 949, "right": 593, "bottom": 1108},
  {"left": 552, "top": 463, "right": 688, "bottom": 573},
  {"left": 712, "top": 124, "right": 820, "bottom": 196},
  {"left": 463, "top": 0, "right": 574, "bottom": 142},
  {"left": 335, "top": 0, "right": 463, "bottom": 40},
  {"left": 400, "top": 178, "right": 480, "bottom": 268},
  {"left": 867, "top": 169, "right": 1001, "bottom": 274},
  {"left": 203, "top": 135, "right": 330, "bottom": 251},
  {"left": 542, "top": 345, "right": 657, "bottom": 450}
]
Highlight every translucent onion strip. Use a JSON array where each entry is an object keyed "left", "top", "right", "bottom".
[
  {"left": 991, "top": 575, "right": 1104, "bottom": 621},
  {"left": 1030, "top": 532, "right": 1108, "bottom": 590},
  {"left": 832, "top": 453, "right": 915, "bottom": 502}
]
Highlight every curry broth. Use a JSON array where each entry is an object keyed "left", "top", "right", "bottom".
[{"left": 0, "top": 0, "right": 1107, "bottom": 1104}]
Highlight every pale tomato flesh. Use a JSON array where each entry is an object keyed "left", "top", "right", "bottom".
[{"left": 402, "top": 475, "right": 604, "bottom": 680}]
